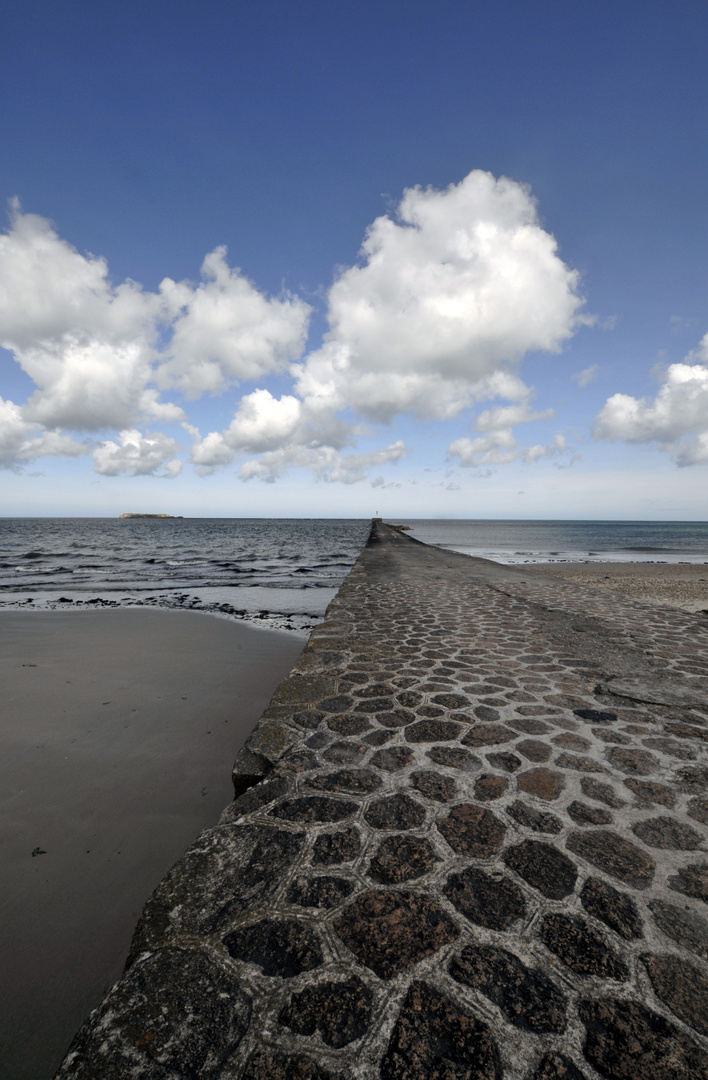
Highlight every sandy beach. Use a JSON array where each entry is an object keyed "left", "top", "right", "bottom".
[
  {"left": 0, "top": 609, "right": 303, "bottom": 1080},
  {"left": 528, "top": 559, "right": 708, "bottom": 613}
]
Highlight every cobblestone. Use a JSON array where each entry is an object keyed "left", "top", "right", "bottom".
[
  {"left": 57, "top": 522, "right": 708, "bottom": 1078},
  {"left": 529, "top": 1052, "right": 588, "bottom": 1080},
  {"left": 280, "top": 976, "right": 373, "bottom": 1048},
  {"left": 504, "top": 840, "right": 578, "bottom": 899},
  {"left": 632, "top": 814, "right": 704, "bottom": 849},
  {"left": 443, "top": 866, "right": 527, "bottom": 930},
  {"left": 566, "top": 829, "right": 655, "bottom": 888},
  {"left": 649, "top": 899, "right": 708, "bottom": 957},
  {"left": 380, "top": 981, "right": 501, "bottom": 1080},
  {"left": 437, "top": 802, "right": 506, "bottom": 857},
  {"left": 223, "top": 919, "right": 324, "bottom": 978},
  {"left": 409, "top": 769, "right": 456, "bottom": 801},
  {"left": 579, "top": 997, "right": 708, "bottom": 1079},
  {"left": 450, "top": 944, "right": 567, "bottom": 1032},
  {"left": 311, "top": 826, "right": 360, "bottom": 865},
  {"left": 368, "top": 834, "right": 439, "bottom": 883},
  {"left": 668, "top": 861, "right": 708, "bottom": 901},
  {"left": 332, "top": 890, "right": 459, "bottom": 978},
  {"left": 517, "top": 767, "right": 565, "bottom": 800},
  {"left": 579, "top": 877, "right": 643, "bottom": 939},
  {"left": 539, "top": 913, "right": 629, "bottom": 980}
]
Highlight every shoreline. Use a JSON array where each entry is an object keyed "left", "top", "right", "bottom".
[
  {"left": 0, "top": 586, "right": 335, "bottom": 637},
  {"left": 0, "top": 608, "right": 304, "bottom": 1080},
  {"left": 52, "top": 521, "right": 708, "bottom": 1079},
  {"left": 527, "top": 559, "right": 708, "bottom": 613}
]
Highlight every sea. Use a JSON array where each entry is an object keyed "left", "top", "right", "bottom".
[{"left": 1, "top": 518, "right": 707, "bottom": 634}]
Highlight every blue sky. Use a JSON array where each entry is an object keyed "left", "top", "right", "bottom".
[{"left": 1, "top": 0, "right": 707, "bottom": 518}]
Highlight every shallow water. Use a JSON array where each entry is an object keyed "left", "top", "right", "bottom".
[
  {"left": 405, "top": 519, "right": 708, "bottom": 565},
  {"left": 0, "top": 518, "right": 370, "bottom": 633},
  {"left": 1, "top": 518, "right": 706, "bottom": 631}
]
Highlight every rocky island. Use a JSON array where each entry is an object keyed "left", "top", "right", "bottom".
[{"left": 118, "top": 513, "right": 183, "bottom": 519}]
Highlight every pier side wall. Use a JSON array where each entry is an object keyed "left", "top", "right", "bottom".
[{"left": 57, "top": 522, "right": 708, "bottom": 1079}]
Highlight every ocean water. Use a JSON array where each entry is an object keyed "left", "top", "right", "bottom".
[
  {"left": 1, "top": 518, "right": 706, "bottom": 632},
  {"left": 0, "top": 518, "right": 370, "bottom": 634},
  {"left": 405, "top": 519, "right": 708, "bottom": 565}
]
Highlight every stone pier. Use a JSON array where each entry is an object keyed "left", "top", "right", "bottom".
[{"left": 56, "top": 522, "right": 708, "bottom": 1078}]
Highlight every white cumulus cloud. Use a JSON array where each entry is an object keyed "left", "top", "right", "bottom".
[
  {"left": 0, "top": 205, "right": 311, "bottom": 471},
  {"left": 0, "top": 173, "right": 588, "bottom": 483},
  {"left": 157, "top": 247, "right": 311, "bottom": 397},
  {"left": 237, "top": 440, "right": 407, "bottom": 484},
  {"left": 188, "top": 388, "right": 354, "bottom": 474},
  {"left": 92, "top": 430, "right": 182, "bottom": 477},
  {"left": 293, "top": 169, "right": 586, "bottom": 423},
  {"left": 449, "top": 431, "right": 569, "bottom": 468},
  {"left": 0, "top": 395, "right": 86, "bottom": 468},
  {"left": 594, "top": 333, "right": 708, "bottom": 465},
  {"left": 0, "top": 206, "right": 168, "bottom": 433},
  {"left": 446, "top": 391, "right": 563, "bottom": 470},
  {"left": 219, "top": 389, "right": 303, "bottom": 454},
  {"left": 449, "top": 429, "right": 520, "bottom": 467}
]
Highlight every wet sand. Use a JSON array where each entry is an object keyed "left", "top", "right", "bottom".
[
  {"left": 0, "top": 609, "right": 303, "bottom": 1080},
  {"left": 528, "top": 559, "right": 708, "bottom": 613}
]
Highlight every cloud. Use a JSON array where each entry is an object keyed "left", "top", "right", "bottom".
[
  {"left": 236, "top": 440, "right": 407, "bottom": 485},
  {"left": 0, "top": 395, "right": 86, "bottom": 468},
  {"left": 449, "top": 429, "right": 519, "bottom": 467},
  {"left": 194, "top": 170, "right": 585, "bottom": 482},
  {"left": 214, "top": 389, "right": 303, "bottom": 454},
  {"left": 0, "top": 204, "right": 310, "bottom": 470},
  {"left": 475, "top": 402, "right": 553, "bottom": 431},
  {"left": 446, "top": 389, "right": 562, "bottom": 470},
  {"left": 293, "top": 170, "right": 587, "bottom": 424},
  {"left": 0, "top": 396, "right": 33, "bottom": 467},
  {"left": 187, "top": 389, "right": 407, "bottom": 482},
  {"left": 524, "top": 434, "right": 567, "bottom": 462},
  {"left": 670, "top": 314, "right": 699, "bottom": 332},
  {"left": 594, "top": 333, "right": 708, "bottom": 465},
  {"left": 449, "top": 431, "right": 568, "bottom": 468},
  {"left": 0, "top": 174, "right": 586, "bottom": 482},
  {"left": 371, "top": 475, "right": 402, "bottom": 489},
  {"left": 92, "top": 430, "right": 182, "bottom": 476},
  {"left": 554, "top": 451, "right": 582, "bottom": 469},
  {"left": 189, "top": 387, "right": 354, "bottom": 474},
  {"left": 0, "top": 206, "right": 168, "bottom": 432},
  {"left": 571, "top": 364, "right": 599, "bottom": 388},
  {"left": 157, "top": 247, "right": 311, "bottom": 397}
]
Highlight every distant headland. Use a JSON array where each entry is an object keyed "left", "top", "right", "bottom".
[{"left": 118, "top": 513, "right": 183, "bottom": 519}]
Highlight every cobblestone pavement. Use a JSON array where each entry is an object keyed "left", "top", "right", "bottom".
[{"left": 56, "top": 523, "right": 708, "bottom": 1079}]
